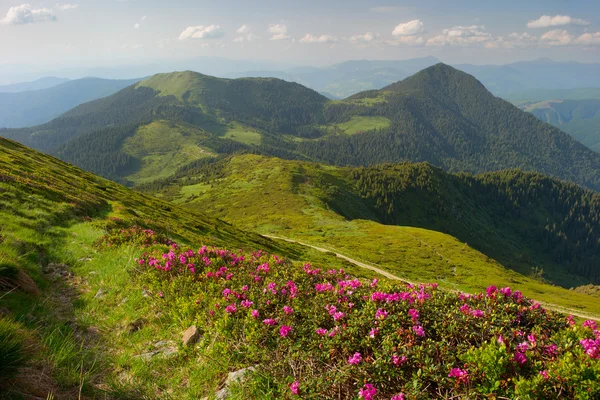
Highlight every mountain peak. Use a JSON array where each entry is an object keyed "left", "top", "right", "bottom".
[{"left": 383, "top": 62, "right": 488, "bottom": 96}]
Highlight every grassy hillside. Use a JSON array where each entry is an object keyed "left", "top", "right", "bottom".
[
  {"left": 2, "top": 138, "right": 599, "bottom": 399},
  {"left": 142, "top": 154, "right": 600, "bottom": 315},
  {"left": 0, "top": 137, "right": 373, "bottom": 398}
]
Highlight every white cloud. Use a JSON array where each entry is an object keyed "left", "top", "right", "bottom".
[
  {"left": 484, "top": 32, "right": 538, "bottom": 49},
  {"left": 134, "top": 15, "right": 147, "bottom": 28},
  {"left": 234, "top": 24, "right": 258, "bottom": 42},
  {"left": 1, "top": 4, "right": 57, "bottom": 25},
  {"left": 427, "top": 25, "right": 492, "bottom": 46},
  {"left": 527, "top": 15, "right": 590, "bottom": 29},
  {"left": 349, "top": 32, "right": 382, "bottom": 45},
  {"left": 392, "top": 19, "right": 424, "bottom": 36},
  {"left": 576, "top": 32, "right": 600, "bottom": 45},
  {"left": 268, "top": 24, "right": 291, "bottom": 40},
  {"left": 56, "top": 3, "right": 78, "bottom": 11},
  {"left": 179, "top": 25, "right": 225, "bottom": 40},
  {"left": 540, "top": 29, "right": 575, "bottom": 46},
  {"left": 299, "top": 33, "right": 339, "bottom": 44}
]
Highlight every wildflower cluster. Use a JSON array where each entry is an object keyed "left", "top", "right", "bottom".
[
  {"left": 136, "top": 242, "right": 600, "bottom": 399},
  {"left": 96, "top": 225, "right": 175, "bottom": 248}
]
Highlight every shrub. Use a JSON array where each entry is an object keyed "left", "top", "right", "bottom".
[{"left": 135, "top": 243, "right": 600, "bottom": 399}]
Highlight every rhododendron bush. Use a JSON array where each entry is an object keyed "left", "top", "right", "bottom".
[{"left": 132, "top": 241, "right": 600, "bottom": 399}]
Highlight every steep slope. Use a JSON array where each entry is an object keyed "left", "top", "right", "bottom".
[
  {"left": 0, "top": 77, "right": 142, "bottom": 128},
  {"left": 522, "top": 99, "right": 600, "bottom": 153},
  {"left": 0, "top": 76, "right": 69, "bottom": 93},
  {"left": 144, "top": 154, "right": 600, "bottom": 300},
  {"left": 298, "top": 63, "right": 600, "bottom": 190}
]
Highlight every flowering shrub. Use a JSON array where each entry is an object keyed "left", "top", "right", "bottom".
[
  {"left": 96, "top": 225, "right": 175, "bottom": 248},
  {"left": 135, "top": 242, "right": 600, "bottom": 399}
]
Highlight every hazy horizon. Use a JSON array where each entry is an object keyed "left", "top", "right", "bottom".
[{"left": 1, "top": 0, "right": 599, "bottom": 84}]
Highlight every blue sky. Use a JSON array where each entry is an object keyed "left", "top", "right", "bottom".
[{"left": 0, "top": 0, "right": 599, "bottom": 71}]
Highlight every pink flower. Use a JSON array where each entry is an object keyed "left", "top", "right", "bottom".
[
  {"left": 459, "top": 304, "right": 471, "bottom": 315},
  {"left": 486, "top": 285, "right": 497, "bottom": 297},
  {"left": 539, "top": 370, "right": 549, "bottom": 380},
  {"left": 280, "top": 325, "right": 292, "bottom": 337},
  {"left": 413, "top": 325, "right": 425, "bottom": 337},
  {"left": 241, "top": 299, "right": 254, "bottom": 308},
  {"left": 408, "top": 309, "right": 419, "bottom": 321},
  {"left": 566, "top": 315, "right": 576, "bottom": 326},
  {"left": 328, "top": 326, "right": 340, "bottom": 337},
  {"left": 225, "top": 303, "right": 237, "bottom": 314},
  {"left": 316, "top": 328, "right": 327, "bottom": 336},
  {"left": 369, "top": 328, "right": 379, "bottom": 338},
  {"left": 251, "top": 309, "right": 260, "bottom": 318},
  {"left": 392, "top": 355, "right": 407, "bottom": 366},
  {"left": 514, "top": 351, "right": 527, "bottom": 365},
  {"left": 499, "top": 287, "right": 512, "bottom": 297},
  {"left": 358, "top": 383, "right": 377, "bottom": 400},
  {"left": 375, "top": 308, "right": 389, "bottom": 320},
  {"left": 583, "top": 320, "right": 598, "bottom": 330},
  {"left": 371, "top": 279, "right": 379, "bottom": 288},
  {"left": 471, "top": 309, "right": 484, "bottom": 318},
  {"left": 348, "top": 352, "right": 362, "bottom": 365},
  {"left": 289, "top": 380, "right": 299, "bottom": 395},
  {"left": 263, "top": 318, "right": 277, "bottom": 326},
  {"left": 517, "top": 342, "right": 529, "bottom": 353},
  {"left": 448, "top": 368, "right": 469, "bottom": 384},
  {"left": 544, "top": 343, "right": 557, "bottom": 355},
  {"left": 158, "top": 291, "right": 164, "bottom": 298},
  {"left": 497, "top": 335, "right": 505, "bottom": 345},
  {"left": 391, "top": 395, "right": 405, "bottom": 400},
  {"left": 513, "top": 290, "right": 523, "bottom": 302},
  {"left": 333, "top": 311, "right": 345, "bottom": 321},
  {"left": 283, "top": 306, "right": 294, "bottom": 315}
]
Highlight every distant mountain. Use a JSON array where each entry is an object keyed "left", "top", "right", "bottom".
[
  {"left": 506, "top": 88, "right": 600, "bottom": 106},
  {"left": 521, "top": 99, "right": 600, "bottom": 153},
  {"left": 456, "top": 59, "right": 600, "bottom": 97},
  {"left": 4, "top": 64, "right": 600, "bottom": 192},
  {"left": 0, "top": 76, "right": 69, "bottom": 93},
  {"left": 0, "top": 77, "right": 142, "bottom": 128}
]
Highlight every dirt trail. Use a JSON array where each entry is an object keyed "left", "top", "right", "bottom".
[{"left": 264, "top": 234, "right": 599, "bottom": 321}]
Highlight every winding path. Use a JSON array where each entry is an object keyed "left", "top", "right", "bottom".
[{"left": 263, "top": 234, "right": 599, "bottom": 321}]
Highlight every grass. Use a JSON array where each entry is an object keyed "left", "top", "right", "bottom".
[
  {"left": 334, "top": 116, "right": 391, "bottom": 135},
  {"left": 122, "top": 120, "right": 215, "bottom": 184},
  {"left": 0, "top": 136, "right": 378, "bottom": 398},
  {"left": 222, "top": 122, "right": 262, "bottom": 145},
  {"left": 157, "top": 154, "right": 600, "bottom": 319}
]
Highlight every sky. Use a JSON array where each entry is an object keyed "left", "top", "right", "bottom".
[{"left": 0, "top": 0, "right": 599, "bottom": 79}]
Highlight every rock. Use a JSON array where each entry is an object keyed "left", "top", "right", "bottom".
[
  {"left": 214, "top": 366, "right": 256, "bottom": 399},
  {"left": 142, "top": 289, "right": 151, "bottom": 298},
  {"left": 94, "top": 288, "right": 106, "bottom": 299},
  {"left": 182, "top": 325, "right": 200, "bottom": 347},
  {"left": 134, "top": 342, "right": 178, "bottom": 361},
  {"left": 127, "top": 318, "right": 146, "bottom": 334},
  {"left": 78, "top": 257, "right": 92, "bottom": 262}
]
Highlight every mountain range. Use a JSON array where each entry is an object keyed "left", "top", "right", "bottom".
[
  {"left": 3, "top": 63, "right": 600, "bottom": 192},
  {"left": 0, "top": 77, "right": 142, "bottom": 128}
]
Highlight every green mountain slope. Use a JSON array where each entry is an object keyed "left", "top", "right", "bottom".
[
  {"left": 0, "top": 137, "right": 383, "bottom": 398},
  {"left": 521, "top": 99, "right": 600, "bottom": 153},
  {"left": 4, "top": 65, "right": 600, "bottom": 191},
  {"left": 0, "top": 77, "right": 141, "bottom": 128},
  {"left": 144, "top": 154, "right": 600, "bottom": 297},
  {"left": 2, "top": 131, "right": 600, "bottom": 399}
]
